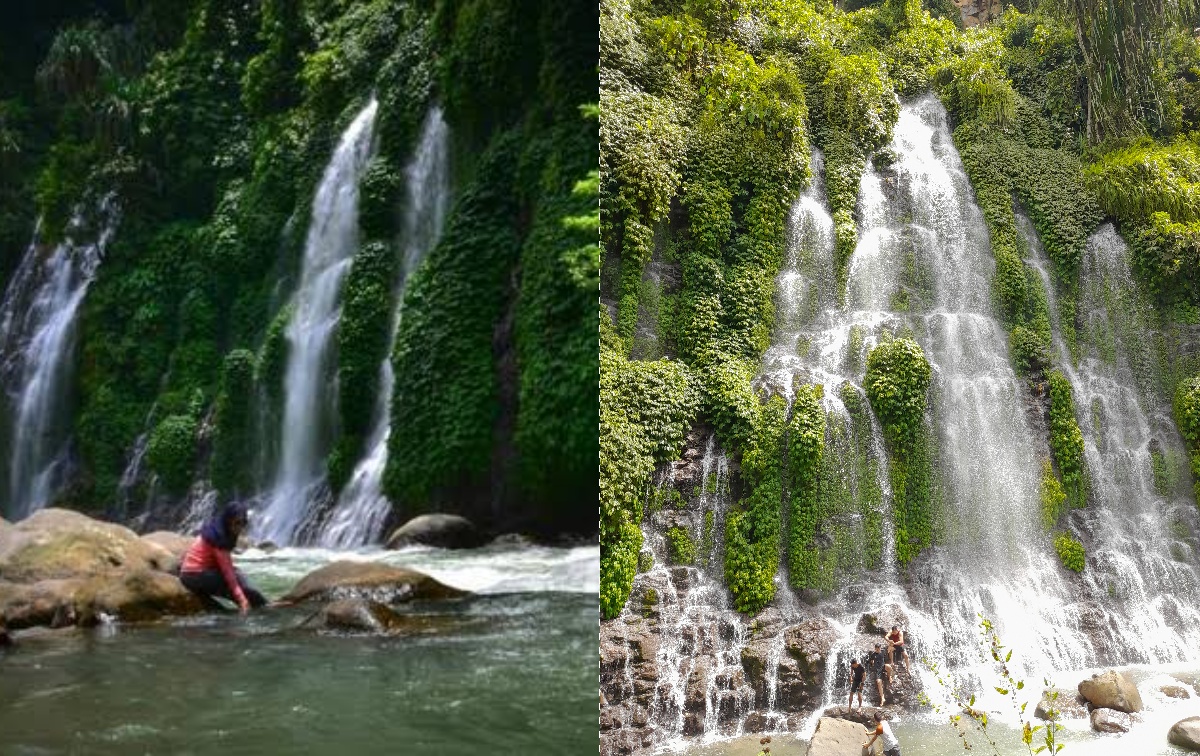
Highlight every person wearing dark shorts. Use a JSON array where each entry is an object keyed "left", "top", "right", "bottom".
[
  {"left": 848, "top": 658, "right": 865, "bottom": 709},
  {"left": 887, "top": 625, "right": 911, "bottom": 676},
  {"left": 867, "top": 642, "right": 892, "bottom": 706}
]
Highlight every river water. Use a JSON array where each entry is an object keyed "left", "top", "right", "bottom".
[
  {"left": 0, "top": 543, "right": 598, "bottom": 754},
  {"left": 684, "top": 660, "right": 1200, "bottom": 755}
]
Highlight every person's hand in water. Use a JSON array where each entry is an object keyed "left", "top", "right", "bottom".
[{"left": 239, "top": 597, "right": 250, "bottom": 615}]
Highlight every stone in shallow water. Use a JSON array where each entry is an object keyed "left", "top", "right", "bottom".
[
  {"left": 1170, "top": 717, "right": 1200, "bottom": 752},
  {"left": 805, "top": 716, "right": 877, "bottom": 756},
  {"left": 0, "top": 508, "right": 176, "bottom": 582},
  {"left": 1090, "top": 707, "right": 1135, "bottom": 733},
  {"left": 1161, "top": 684, "right": 1191, "bottom": 699},
  {"left": 1034, "top": 688, "right": 1089, "bottom": 720},
  {"left": 385, "top": 514, "right": 483, "bottom": 550},
  {"left": 1078, "top": 669, "right": 1143, "bottom": 713},
  {"left": 279, "top": 560, "right": 468, "bottom": 605}
]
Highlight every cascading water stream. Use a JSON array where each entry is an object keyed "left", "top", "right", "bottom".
[
  {"left": 255, "top": 98, "right": 379, "bottom": 545},
  {"left": 0, "top": 204, "right": 115, "bottom": 519},
  {"left": 318, "top": 107, "right": 451, "bottom": 548},
  {"left": 1022, "top": 216, "right": 1200, "bottom": 665}
]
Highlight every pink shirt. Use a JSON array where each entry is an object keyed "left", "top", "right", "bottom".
[{"left": 180, "top": 536, "right": 247, "bottom": 606}]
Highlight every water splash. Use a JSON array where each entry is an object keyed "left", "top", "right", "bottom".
[
  {"left": 319, "top": 107, "right": 451, "bottom": 548},
  {"left": 256, "top": 98, "right": 379, "bottom": 545}
]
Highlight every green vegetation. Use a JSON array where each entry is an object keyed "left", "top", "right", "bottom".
[
  {"left": 788, "top": 384, "right": 826, "bottom": 590},
  {"left": 1054, "top": 532, "right": 1086, "bottom": 572},
  {"left": 146, "top": 414, "right": 199, "bottom": 495},
  {"left": 1, "top": 0, "right": 596, "bottom": 534},
  {"left": 666, "top": 526, "right": 698, "bottom": 565},
  {"left": 1048, "top": 371, "right": 1089, "bottom": 509},
  {"left": 1175, "top": 375, "right": 1200, "bottom": 501},
  {"left": 600, "top": 314, "right": 698, "bottom": 618},
  {"left": 724, "top": 396, "right": 786, "bottom": 614},
  {"left": 865, "top": 338, "right": 937, "bottom": 564}
]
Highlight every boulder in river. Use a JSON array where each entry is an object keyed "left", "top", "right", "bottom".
[
  {"left": 1034, "top": 688, "right": 1089, "bottom": 720},
  {"left": 385, "top": 514, "right": 484, "bottom": 550},
  {"left": 1078, "top": 669, "right": 1143, "bottom": 713},
  {"left": 279, "top": 560, "right": 468, "bottom": 605},
  {"left": 0, "top": 508, "right": 176, "bottom": 582},
  {"left": 1161, "top": 684, "right": 1191, "bottom": 699},
  {"left": 139, "top": 531, "right": 195, "bottom": 572},
  {"left": 1169, "top": 717, "right": 1200, "bottom": 752},
  {"left": 1090, "top": 707, "right": 1135, "bottom": 733},
  {"left": 0, "top": 568, "right": 204, "bottom": 628},
  {"left": 805, "top": 716, "right": 878, "bottom": 756}
]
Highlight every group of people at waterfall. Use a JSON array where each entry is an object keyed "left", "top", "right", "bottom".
[{"left": 848, "top": 625, "right": 911, "bottom": 709}]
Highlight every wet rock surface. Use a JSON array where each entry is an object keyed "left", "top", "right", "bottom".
[
  {"left": 1078, "top": 669, "right": 1143, "bottom": 713},
  {"left": 1089, "top": 707, "right": 1135, "bottom": 733},
  {"left": 0, "top": 510, "right": 204, "bottom": 629},
  {"left": 384, "top": 514, "right": 484, "bottom": 550},
  {"left": 1034, "top": 688, "right": 1089, "bottom": 720},
  {"left": 279, "top": 560, "right": 468, "bottom": 605},
  {"left": 1170, "top": 717, "right": 1200, "bottom": 752},
  {"left": 805, "top": 716, "right": 875, "bottom": 756}
]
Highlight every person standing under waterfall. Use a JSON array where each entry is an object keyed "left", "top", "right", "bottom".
[
  {"left": 887, "top": 625, "right": 911, "bottom": 676},
  {"left": 863, "top": 710, "right": 902, "bottom": 756},
  {"left": 867, "top": 642, "right": 892, "bottom": 705},
  {"left": 848, "top": 658, "right": 865, "bottom": 709},
  {"left": 179, "top": 502, "right": 268, "bottom": 613}
]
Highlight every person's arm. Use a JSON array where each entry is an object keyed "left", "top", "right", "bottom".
[
  {"left": 897, "top": 630, "right": 905, "bottom": 644},
  {"left": 214, "top": 548, "right": 249, "bottom": 611},
  {"left": 863, "top": 724, "right": 881, "bottom": 747}
]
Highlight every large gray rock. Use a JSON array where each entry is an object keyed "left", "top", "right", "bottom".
[
  {"left": 279, "top": 560, "right": 468, "bottom": 605},
  {"left": 806, "top": 716, "right": 878, "bottom": 756},
  {"left": 0, "top": 508, "right": 176, "bottom": 582},
  {"left": 1034, "top": 688, "right": 1089, "bottom": 720},
  {"left": 0, "top": 569, "right": 204, "bottom": 628},
  {"left": 1161, "top": 684, "right": 1191, "bottom": 700},
  {"left": 1090, "top": 707, "right": 1134, "bottom": 733},
  {"left": 384, "top": 514, "right": 484, "bottom": 550},
  {"left": 139, "top": 531, "right": 195, "bottom": 573},
  {"left": 1078, "top": 670, "right": 1143, "bottom": 713},
  {"left": 1170, "top": 717, "right": 1200, "bottom": 752}
]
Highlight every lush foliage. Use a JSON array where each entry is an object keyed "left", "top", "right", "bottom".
[
  {"left": 5, "top": 0, "right": 597, "bottom": 538},
  {"left": 787, "top": 383, "right": 827, "bottom": 590},
  {"left": 600, "top": 313, "right": 698, "bottom": 618},
  {"left": 1175, "top": 375, "right": 1200, "bottom": 500},
  {"left": 865, "top": 338, "right": 937, "bottom": 564},
  {"left": 146, "top": 414, "right": 199, "bottom": 495},
  {"left": 666, "top": 526, "right": 698, "bottom": 565},
  {"left": 1047, "top": 371, "right": 1088, "bottom": 509},
  {"left": 725, "top": 396, "right": 786, "bottom": 614},
  {"left": 1054, "top": 532, "right": 1086, "bottom": 572}
]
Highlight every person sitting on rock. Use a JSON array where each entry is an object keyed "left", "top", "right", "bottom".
[
  {"left": 179, "top": 502, "right": 267, "bottom": 614},
  {"left": 863, "top": 710, "right": 902, "bottom": 756},
  {"left": 849, "top": 657, "right": 866, "bottom": 710},
  {"left": 867, "top": 643, "right": 893, "bottom": 705},
  {"left": 887, "top": 624, "right": 911, "bottom": 676}
]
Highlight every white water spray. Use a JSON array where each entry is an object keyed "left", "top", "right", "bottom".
[
  {"left": 319, "top": 107, "right": 451, "bottom": 548},
  {"left": 256, "top": 98, "right": 379, "bottom": 545}
]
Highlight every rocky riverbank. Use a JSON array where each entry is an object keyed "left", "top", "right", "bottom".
[{"left": 0, "top": 509, "right": 469, "bottom": 639}]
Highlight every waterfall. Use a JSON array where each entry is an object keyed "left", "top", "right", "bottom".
[
  {"left": 604, "top": 95, "right": 1200, "bottom": 751},
  {"left": 0, "top": 204, "right": 115, "bottom": 520},
  {"left": 255, "top": 98, "right": 379, "bottom": 545},
  {"left": 1024, "top": 216, "right": 1200, "bottom": 664},
  {"left": 318, "top": 107, "right": 451, "bottom": 548}
]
